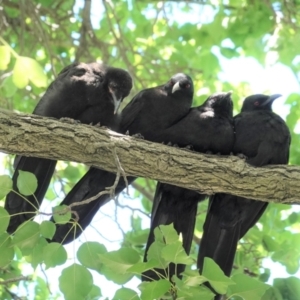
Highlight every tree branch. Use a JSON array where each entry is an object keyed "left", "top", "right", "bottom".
[{"left": 0, "top": 109, "right": 299, "bottom": 204}]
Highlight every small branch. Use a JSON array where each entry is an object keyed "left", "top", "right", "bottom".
[{"left": 0, "top": 276, "right": 31, "bottom": 285}]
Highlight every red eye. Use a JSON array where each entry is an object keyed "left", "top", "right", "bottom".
[{"left": 254, "top": 101, "right": 260, "bottom": 106}]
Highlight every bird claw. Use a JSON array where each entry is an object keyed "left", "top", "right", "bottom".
[
  {"left": 185, "top": 144, "right": 194, "bottom": 150},
  {"left": 237, "top": 153, "right": 248, "bottom": 159},
  {"left": 173, "top": 143, "right": 179, "bottom": 148},
  {"left": 125, "top": 130, "right": 130, "bottom": 135},
  {"left": 206, "top": 150, "right": 213, "bottom": 154},
  {"left": 132, "top": 133, "right": 144, "bottom": 139},
  {"left": 167, "top": 142, "right": 172, "bottom": 146},
  {"left": 60, "top": 117, "right": 79, "bottom": 124},
  {"left": 95, "top": 122, "right": 101, "bottom": 127}
]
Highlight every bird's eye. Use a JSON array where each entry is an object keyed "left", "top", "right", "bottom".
[
  {"left": 184, "top": 83, "right": 190, "bottom": 89},
  {"left": 74, "top": 68, "right": 86, "bottom": 77},
  {"left": 169, "top": 80, "right": 175, "bottom": 86},
  {"left": 254, "top": 101, "right": 260, "bottom": 106}
]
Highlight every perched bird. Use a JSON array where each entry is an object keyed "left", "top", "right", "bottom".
[
  {"left": 5, "top": 62, "right": 132, "bottom": 233},
  {"left": 197, "top": 94, "right": 291, "bottom": 299},
  {"left": 50, "top": 73, "right": 194, "bottom": 244},
  {"left": 142, "top": 92, "right": 234, "bottom": 281}
]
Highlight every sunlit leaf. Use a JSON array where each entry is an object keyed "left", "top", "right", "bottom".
[
  {"left": 139, "top": 280, "right": 171, "bottom": 300},
  {"left": 43, "top": 242, "right": 67, "bottom": 269},
  {"left": 202, "top": 257, "right": 235, "bottom": 294},
  {"left": 59, "top": 264, "right": 93, "bottom": 300},
  {"left": 98, "top": 247, "right": 140, "bottom": 274},
  {"left": 52, "top": 205, "right": 72, "bottom": 224},
  {"left": 113, "top": 287, "right": 139, "bottom": 300},
  {"left": 161, "top": 241, "right": 193, "bottom": 265},
  {"left": 0, "top": 175, "right": 12, "bottom": 199},
  {"left": 228, "top": 274, "right": 270, "bottom": 300},
  {"left": 13, "top": 56, "right": 47, "bottom": 88},
  {"left": 0, "top": 233, "right": 14, "bottom": 267},
  {"left": 77, "top": 241, "right": 107, "bottom": 272},
  {"left": 0, "top": 46, "right": 11, "bottom": 70},
  {"left": 40, "top": 221, "right": 56, "bottom": 239},
  {"left": 12, "top": 221, "right": 40, "bottom": 255},
  {"left": 0, "top": 207, "right": 10, "bottom": 232},
  {"left": 17, "top": 170, "right": 38, "bottom": 196}
]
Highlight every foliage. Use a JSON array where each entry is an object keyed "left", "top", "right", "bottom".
[{"left": 0, "top": 0, "right": 300, "bottom": 299}]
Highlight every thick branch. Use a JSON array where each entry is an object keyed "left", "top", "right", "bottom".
[{"left": 0, "top": 109, "right": 299, "bottom": 204}]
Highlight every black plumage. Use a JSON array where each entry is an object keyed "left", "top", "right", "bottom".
[
  {"left": 142, "top": 92, "right": 234, "bottom": 281},
  {"left": 5, "top": 62, "right": 132, "bottom": 233},
  {"left": 197, "top": 94, "right": 291, "bottom": 299},
  {"left": 50, "top": 73, "right": 194, "bottom": 244}
]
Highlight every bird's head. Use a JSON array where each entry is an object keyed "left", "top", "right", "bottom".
[
  {"left": 104, "top": 67, "right": 133, "bottom": 114},
  {"left": 204, "top": 91, "right": 233, "bottom": 118},
  {"left": 164, "top": 73, "right": 194, "bottom": 100},
  {"left": 241, "top": 94, "right": 282, "bottom": 112}
]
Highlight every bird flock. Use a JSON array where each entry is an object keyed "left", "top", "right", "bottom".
[{"left": 5, "top": 62, "right": 291, "bottom": 299}]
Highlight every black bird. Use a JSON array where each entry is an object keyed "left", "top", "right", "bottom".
[
  {"left": 197, "top": 94, "right": 291, "bottom": 299},
  {"left": 50, "top": 73, "right": 194, "bottom": 244},
  {"left": 5, "top": 62, "right": 132, "bottom": 233},
  {"left": 142, "top": 92, "right": 234, "bottom": 281}
]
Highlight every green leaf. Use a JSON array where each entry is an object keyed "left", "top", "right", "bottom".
[
  {"left": 146, "top": 241, "right": 168, "bottom": 270},
  {"left": 273, "top": 277, "right": 300, "bottom": 300},
  {"left": 0, "top": 207, "right": 10, "bottom": 233},
  {"left": 228, "top": 274, "right": 270, "bottom": 300},
  {"left": 127, "top": 260, "right": 160, "bottom": 274},
  {"left": 113, "top": 287, "right": 140, "bottom": 300},
  {"left": 13, "top": 56, "right": 47, "bottom": 88},
  {"left": 261, "top": 286, "right": 283, "bottom": 300},
  {"left": 59, "top": 264, "right": 93, "bottom": 300},
  {"left": 0, "top": 233, "right": 14, "bottom": 267},
  {"left": 0, "top": 46, "right": 11, "bottom": 70},
  {"left": 86, "top": 285, "right": 102, "bottom": 300},
  {"left": 17, "top": 170, "right": 38, "bottom": 196},
  {"left": 77, "top": 242, "right": 107, "bottom": 272},
  {"left": 43, "top": 242, "right": 67, "bottom": 269},
  {"left": 1, "top": 75, "right": 17, "bottom": 97},
  {"left": 0, "top": 175, "right": 12, "bottom": 199},
  {"left": 182, "top": 269, "right": 207, "bottom": 286},
  {"left": 12, "top": 221, "right": 40, "bottom": 255},
  {"left": 262, "top": 235, "right": 279, "bottom": 252},
  {"left": 159, "top": 224, "right": 179, "bottom": 244},
  {"left": 98, "top": 247, "right": 140, "bottom": 274},
  {"left": 139, "top": 280, "right": 171, "bottom": 300},
  {"left": 52, "top": 205, "right": 72, "bottom": 224},
  {"left": 202, "top": 257, "right": 235, "bottom": 294},
  {"left": 161, "top": 240, "right": 193, "bottom": 265},
  {"left": 40, "top": 221, "right": 56, "bottom": 239},
  {"left": 101, "top": 265, "right": 133, "bottom": 285},
  {"left": 30, "top": 237, "right": 48, "bottom": 269}
]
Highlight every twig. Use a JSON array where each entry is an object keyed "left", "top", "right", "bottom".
[
  {"left": 0, "top": 276, "right": 31, "bottom": 285},
  {"left": 132, "top": 182, "right": 154, "bottom": 201},
  {"left": 40, "top": 265, "right": 52, "bottom": 295}
]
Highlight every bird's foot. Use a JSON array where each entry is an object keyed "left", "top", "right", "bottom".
[
  {"left": 125, "top": 130, "right": 130, "bottom": 135},
  {"left": 237, "top": 153, "right": 248, "bottom": 160},
  {"left": 206, "top": 150, "right": 213, "bottom": 154},
  {"left": 60, "top": 117, "right": 80, "bottom": 124},
  {"left": 132, "top": 133, "right": 144, "bottom": 139},
  {"left": 185, "top": 144, "right": 194, "bottom": 150}
]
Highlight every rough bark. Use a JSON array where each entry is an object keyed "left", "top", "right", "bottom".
[{"left": 0, "top": 109, "right": 299, "bottom": 204}]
